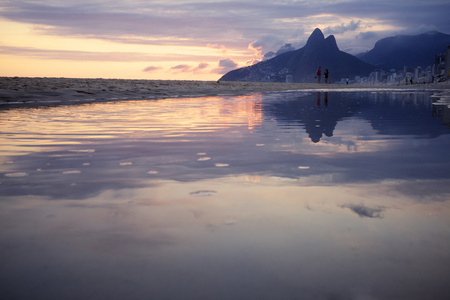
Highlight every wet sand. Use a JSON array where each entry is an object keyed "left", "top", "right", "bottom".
[{"left": 1, "top": 77, "right": 449, "bottom": 107}]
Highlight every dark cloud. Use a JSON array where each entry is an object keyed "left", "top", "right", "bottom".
[
  {"left": 218, "top": 58, "right": 238, "bottom": 68},
  {"left": 357, "top": 31, "right": 378, "bottom": 40},
  {"left": 341, "top": 204, "right": 386, "bottom": 219},
  {"left": 212, "top": 58, "right": 239, "bottom": 74}
]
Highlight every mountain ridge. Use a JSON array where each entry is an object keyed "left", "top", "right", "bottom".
[{"left": 356, "top": 30, "right": 450, "bottom": 70}]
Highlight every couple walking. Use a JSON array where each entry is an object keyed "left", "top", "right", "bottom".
[{"left": 316, "top": 67, "right": 329, "bottom": 84}]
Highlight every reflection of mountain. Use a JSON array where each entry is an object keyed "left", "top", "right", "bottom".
[
  {"left": 265, "top": 92, "right": 357, "bottom": 142},
  {"left": 264, "top": 91, "right": 450, "bottom": 142}
]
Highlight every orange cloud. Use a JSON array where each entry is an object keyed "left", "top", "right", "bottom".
[{"left": 207, "top": 43, "right": 228, "bottom": 55}]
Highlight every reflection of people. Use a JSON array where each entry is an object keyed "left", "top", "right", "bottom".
[
  {"left": 324, "top": 92, "right": 328, "bottom": 107},
  {"left": 316, "top": 92, "right": 321, "bottom": 107},
  {"left": 324, "top": 69, "right": 329, "bottom": 84},
  {"left": 316, "top": 67, "right": 322, "bottom": 83}
]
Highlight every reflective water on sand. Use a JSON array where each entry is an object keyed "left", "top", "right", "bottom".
[{"left": 1, "top": 91, "right": 450, "bottom": 299}]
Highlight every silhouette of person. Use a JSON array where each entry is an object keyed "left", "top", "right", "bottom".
[
  {"left": 316, "top": 67, "right": 322, "bottom": 83},
  {"left": 324, "top": 69, "right": 329, "bottom": 84}
]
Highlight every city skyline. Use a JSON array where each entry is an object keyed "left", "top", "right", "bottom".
[{"left": 1, "top": 0, "right": 450, "bottom": 80}]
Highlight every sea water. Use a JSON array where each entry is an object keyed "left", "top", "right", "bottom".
[{"left": 1, "top": 91, "right": 449, "bottom": 299}]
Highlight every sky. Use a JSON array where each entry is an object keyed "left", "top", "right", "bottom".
[{"left": 1, "top": 0, "right": 450, "bottom": 81}]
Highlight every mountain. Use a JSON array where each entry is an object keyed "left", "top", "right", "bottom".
[
  {"left": 219, "top": 28, "right": 376, "bottom": 83},
  {"left": 357, "top": 31, "right": 450, "bottom": 70}
]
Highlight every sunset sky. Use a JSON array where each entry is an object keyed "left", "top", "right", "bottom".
[{"left": 1, "top": 0, "right": 449, "bottom": 81}]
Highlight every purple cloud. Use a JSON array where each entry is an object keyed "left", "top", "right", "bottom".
[
  {"left": 212, "top": 58, "right": 239, "bottom": 74},
  {"left": 143, "top": 66, "right": 163, "bottom": 72},
  {"left": 171, "top": 64, "right": 192, "bottom": 72}
]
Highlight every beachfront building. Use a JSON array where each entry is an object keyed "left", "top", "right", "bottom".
[{"left": 446, "top": 45, "right": 450, "bottom": 78}]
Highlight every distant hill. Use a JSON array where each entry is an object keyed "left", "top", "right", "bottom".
[
  {"left": 357, "top": 31, "right": 450, "bottom": 70},
  {"left": 220, "top": 28, "right": 376, "bottom": 83}
]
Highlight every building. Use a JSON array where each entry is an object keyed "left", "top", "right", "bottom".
[
  {"left": 435, "top": 53, "right": 446, "bottom": 76},
  {"left": 446, "top": 45, "right": 450, "bottom": 78}
]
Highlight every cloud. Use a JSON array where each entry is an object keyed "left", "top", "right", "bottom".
[
  {"left": 143, "top": 66, "right": 163, "bottom": 72},
  {"left": 324, "top": 20, "right": 361, "bottom": 35},
  {"left": 248, "top": 35, "right": 285, "bottom": 62},
  {"left": 171, "top": 64, "right": 192, "bottom": 73},
  {"left": 2, "top": 0, "right": 450, "bottom": 78},
  {"left": 207, "top": 44, "right": 228, "bottom": 55},
  {"left": 0, "top": 45, "right": 216, "bottom": 62},
  {"left": 357, "top": 31, "right": 377, "bottom": 40},
  {"left": 212, "top": 58, "right": 239, "bottom": 74},
  {"left": 218, "top": 58, "right": 238, "bottom": 69},
  {"left": 341, "top": 204, "right": 386, "bottom": 219},
  {"left": 193, "top": 63, "right": 209, "bottom": 72}
]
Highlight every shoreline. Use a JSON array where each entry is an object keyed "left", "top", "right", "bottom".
[{"left": 1, "top": 77, "right": 450, "bottom": 107}]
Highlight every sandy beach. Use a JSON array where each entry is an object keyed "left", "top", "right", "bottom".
[{"left": 1, "top": 76, "right": 450, "bottom": 107}]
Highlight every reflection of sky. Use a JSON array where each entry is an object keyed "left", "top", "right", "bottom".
[
  {"left": 1, "top": 91, "right": 449, "bottom": 199},
  {"left": 1, "top": 92, "right": 450, "bottom": 299}
]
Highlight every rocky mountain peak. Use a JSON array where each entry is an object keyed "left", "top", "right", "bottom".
[{"left": 306, "top": 28, "right": 325, "bottom": 47}]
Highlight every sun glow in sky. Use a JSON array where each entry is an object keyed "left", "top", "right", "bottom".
[{"left": 1, "top": 0, "right": 449, "bottom": 80}]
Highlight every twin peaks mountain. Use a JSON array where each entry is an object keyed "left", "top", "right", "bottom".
[
  {"left": 219, "top": 28, "right": 450, "bottom": 83},
  {"left": 220, "top": 28, "right": 375, "bottom": 83}
]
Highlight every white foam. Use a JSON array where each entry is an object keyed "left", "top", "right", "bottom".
[
  {"left": 62, "top": 170, "right": 81, "bottom": 174},
  {"left": 69, "top": 149, "right": 95, "bottom": 153},
  {"left": 5, "top": 172, "right": 28, "bottom": 177},
  {"left": 197, "top": 157, "right": 211, "bottom": 161},
  {"left": 215, "top": 163, "right": 229, "bottom": 167},
  {"left": 298, "top": 166, "right": 310, "bottom": 169}
]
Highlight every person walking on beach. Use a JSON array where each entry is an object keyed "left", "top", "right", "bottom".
[
  {"left": 324, "top": 69, "right": 329, "bottom": 84},
  {"left": 316, "top": 67, "right": 322, "bottom": 84}
]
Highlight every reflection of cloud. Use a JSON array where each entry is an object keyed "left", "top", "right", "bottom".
[{"left": 341, "top": 204, "right": 386, "bottom": 219}]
